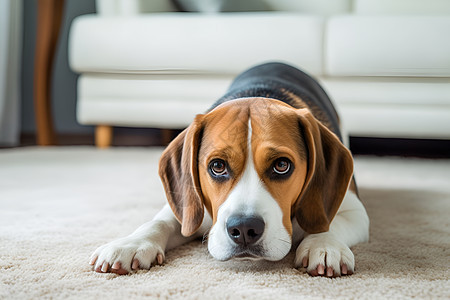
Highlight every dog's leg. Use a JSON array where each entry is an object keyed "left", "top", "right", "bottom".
[
  {"left": 294, "top": 190, "right": 369, "bottom": 277},
  {"left": 90, "top": 204, "right": 212, "bottom": 274}
]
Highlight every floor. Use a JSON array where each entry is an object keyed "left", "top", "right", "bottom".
[{"left": 0, "top": 147, "right": 449, "bottom": 299}]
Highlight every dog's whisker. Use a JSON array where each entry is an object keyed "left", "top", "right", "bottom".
[
  {"left": 201, "top": 230, "right": 210, "bottom": 245},
  {"left": 277, "top": 238, "right": 291, "bottom": 245}
]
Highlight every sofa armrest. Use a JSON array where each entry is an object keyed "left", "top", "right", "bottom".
[{"left": 96, "top": 0, "right": 175, "bottom": 16}]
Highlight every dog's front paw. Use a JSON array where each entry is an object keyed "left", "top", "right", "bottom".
[
  {"left": 294, "top": 233, "right": 354, "bottom": 277},
  {"left": 89, "top": 236, "right": 165, "bottom": 275}
]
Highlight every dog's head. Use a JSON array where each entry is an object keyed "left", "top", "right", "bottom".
[{"left": 159, "top": 98, "right": 353, "bottom": 261}]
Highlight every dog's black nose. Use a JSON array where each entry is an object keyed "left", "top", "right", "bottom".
[{"left": 226, "top": 216, "right": 265, "bottom": 246}]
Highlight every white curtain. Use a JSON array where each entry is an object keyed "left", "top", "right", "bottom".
[{"left": 0, "top": 0, "right": 22, "bottom": 146}]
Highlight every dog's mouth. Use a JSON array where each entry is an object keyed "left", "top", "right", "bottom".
[
  {"left": 228, "top": 245, "right": 265, "bottom": 261},
  {"left": 234, "top": 252, "right": 263, "bottom": 261}
]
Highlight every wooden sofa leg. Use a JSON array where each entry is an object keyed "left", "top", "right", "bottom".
[
  {"left": 161, "top": 129, "right": 178, "bottom": 146},
  {"left": 95, "top": 125, "right": 113, "bottom": 148}
]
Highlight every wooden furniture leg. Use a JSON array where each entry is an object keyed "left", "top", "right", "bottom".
[
  {"left": 96, "top": 125, "right": 113, "bottom": 148},
  {"left": 161, "top": 129, "right": 178, "bottom": 146},
  {"left": 34, "top": 0, "right": 65, "bottom": 145}
]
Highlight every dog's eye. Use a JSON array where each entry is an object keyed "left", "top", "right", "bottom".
[
  {"left": 273, "top": 158, "right": 291, "bottom": 175},
  {"left": 209, "top": 159, "right": 228, "bottom": 177}
]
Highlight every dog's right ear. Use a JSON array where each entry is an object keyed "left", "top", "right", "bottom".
[{"left": 158, "top": 115, "right": 205, "bottom": 237}]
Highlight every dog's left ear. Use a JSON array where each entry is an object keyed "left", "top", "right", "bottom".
[
  {"left": 294, "top": 109, "right": 353, "bottom": 234},
  {"left": 159, "top": 115, "right": 205, "bottom": 237}
]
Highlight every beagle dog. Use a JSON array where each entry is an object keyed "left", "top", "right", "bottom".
[{"left": 90, "top": 63, "right": 369, "bottom": 277}]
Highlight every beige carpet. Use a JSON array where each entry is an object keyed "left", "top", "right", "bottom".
[{"left": 0, "top": 147, "right": 449, "bottom": 299}]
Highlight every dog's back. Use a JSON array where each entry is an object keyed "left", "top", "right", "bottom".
[{"left": 212, "top": 62, "right": 342, "bottom": 141}]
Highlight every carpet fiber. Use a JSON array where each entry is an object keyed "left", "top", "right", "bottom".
[{"left": 0, "top": 147, "right": 449, "bottom": 299}]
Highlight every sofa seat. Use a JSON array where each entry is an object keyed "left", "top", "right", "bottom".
[
  {"left": 320, "top": 77, "right": 450, "bottom": 138},
  {"left": 77, "top": 74, "right": 233, "bottom": 128}
]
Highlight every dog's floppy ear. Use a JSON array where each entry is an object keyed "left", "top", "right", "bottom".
[
  {"left": 159, "top": 115, "right": 205, "bottom": 237},
  {"left": 294, "top": 109, "right": 353, "bottom": 234}
]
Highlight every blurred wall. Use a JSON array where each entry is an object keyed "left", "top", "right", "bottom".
[{"left": 21, "top": 0, "right": 96, "bottom": 135}]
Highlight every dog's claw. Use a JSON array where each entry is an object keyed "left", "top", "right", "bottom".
[
  {"left": 317, "top": 264, "right": 325, "bottom": 275},
  {"left": 302, "top": 257, "right": 308, "bottom": 268},
  {"left": 111, "top": 262, "right": 129, "bottom": 275},
  {"left": 341, "top": 264, "right": 353, "bottom": 276},
  {"left": 341, "top": 264, "right": 348, "bottom": 275},
  {"left": 89, "top": 255, "right": 98, "bottom": 265},
  {"left": 101, "top": 262, "right": 109, "bottom": 273},
  {"left": 157, "top": 253, "right": 164, "bottom": 265},
  {"left": 112, "top": 262, "right": 121, "bottom": 270},
  {"left": 132, "top": 258, "right": 140, "bottom": 270},
  {"left": 95, "top": 264, "right": 102, "bottom": 273}
]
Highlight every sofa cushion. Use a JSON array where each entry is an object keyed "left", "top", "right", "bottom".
[
  {"left": 69, "top": 13, "right": 325, "bottom": 76},
  {"left": 326, "top": 16, "right": 450, "bottom": 77}
]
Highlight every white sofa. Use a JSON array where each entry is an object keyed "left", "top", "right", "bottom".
[{"left": 69, "top": 0, "right": 450, "bottom": 147}]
